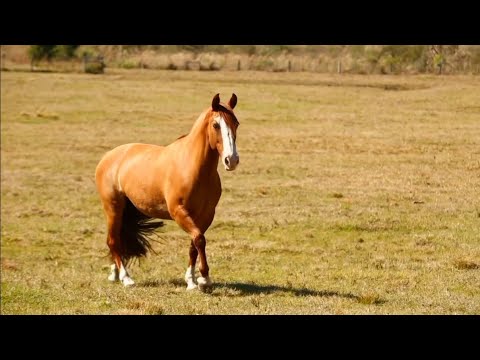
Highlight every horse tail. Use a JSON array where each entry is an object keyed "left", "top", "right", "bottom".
[{"left": 120, "top": 197, "right": 164, "bottom": 264}]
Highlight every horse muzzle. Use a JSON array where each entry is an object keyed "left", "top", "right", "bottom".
[{"left": 224, "top": 153, "right": 239, "bottom": 171}]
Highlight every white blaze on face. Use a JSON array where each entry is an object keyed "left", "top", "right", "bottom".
[{"left": 215, "top": 115, "right": 238, "bottom": 170}]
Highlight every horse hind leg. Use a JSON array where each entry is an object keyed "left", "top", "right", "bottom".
[
  {"left": 109, "top": 260, "right": 135, "bottom": 287},
  {"left": 96, "top": 155, "right": 137, "bottom": 287},
  {"left": 108, "top": 222, "right": 136, "bottom": 287},
  {"left": 108, "top": 263, "right": 119, "bottom": 282},
  {"left": 103, "top": 197, "right": 136, "bottom": 287}
]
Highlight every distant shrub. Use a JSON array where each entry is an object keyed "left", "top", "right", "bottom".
[
  {"left": 119, "top": 60, "right": 138, "bottom": 69},
  {"left": 325, "top": 45, "right": 345, "bottom": 57},
  {"left": 85, "top": 62, "right": 105, "bottom": 74},
  {"left": 77, "top": 46, "right": 99, "bottom": 59},
  {"left": 258, "top": 45, "right": 293, "bottom": 55},
  {"left": 29, "top": 45, "right": 79, "bottom": 63},
  {"left": 28, "top": 45, "right": 57, "bottom": 64},
  {"left": 224, "top": 45, "right": 257, "bottom": 55},
  {"left": 179, "top": 45, "right": 206, "bottom": 53},
  {"left": 350, "top": 45, "right": 366, "bottom": 58},
  {"left": 254, "top": 59, "right": 274, "bottom": 71},
  {"left": 55, "top": 45, "right": 80, "bottom": 59},
  {"left": 365, "top": 46, "right": 382, "bottom": 72}
]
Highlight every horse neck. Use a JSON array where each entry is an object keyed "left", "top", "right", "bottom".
[{"left": 184, "top": 111, "right": 219, "bottom": 175}]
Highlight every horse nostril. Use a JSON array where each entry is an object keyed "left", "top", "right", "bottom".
[{"left": 224, "top": 157, "right": 230, "bottom": 167}]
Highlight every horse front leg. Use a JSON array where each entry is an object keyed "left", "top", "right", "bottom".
[
  {"left": 172, "top": 205, "right": 212, "bottom": 292},
  {"left": 185, "top": 240, "right": 198, "bottom": 290},
  {"left": 193, "top": 233, "right": 212, "bottom": 292}
]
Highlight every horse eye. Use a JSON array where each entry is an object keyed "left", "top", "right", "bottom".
[{"left": 213, "top": 122, "right": 220, "bottom": 130}]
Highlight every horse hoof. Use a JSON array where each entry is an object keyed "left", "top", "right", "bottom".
[
  {"left": 197, "top": 277, "right": 212, "bottom": 293},
  {"left": 122, "top": 276, "right": 135, "bottom": 287},
  {"left": 186, "top": 283, "right": 198, "bottom": 291}
]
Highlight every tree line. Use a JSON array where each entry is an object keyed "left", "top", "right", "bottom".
[{"left": 27, "top": 45, "right": 480, "bottom": 74}]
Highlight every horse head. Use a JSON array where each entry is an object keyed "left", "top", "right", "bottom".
[{"left": 208, "top": 93, "right": 240, "bottom": 171}]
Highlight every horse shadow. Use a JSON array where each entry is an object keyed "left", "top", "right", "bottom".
[
  {"left": 140, "top": 278, "right": 364, "bottom": 301},
  {"left": 214, "top": 282, "right": 361, "bottom": 300}
]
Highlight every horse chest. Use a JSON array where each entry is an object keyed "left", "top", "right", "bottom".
[
  {"left": 190, "top": 178, "right": 218, "bottom": 197},
  {"left": 182, "top": 179, "right": 221, "bottom": 213}
]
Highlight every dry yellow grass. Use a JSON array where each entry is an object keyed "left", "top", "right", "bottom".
[{"left": 1, "top": 69, "right": 479, "bottom": 314}]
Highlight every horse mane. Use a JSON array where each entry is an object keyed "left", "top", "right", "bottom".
[{"left": 217, "top": 104, "right": 240, "bottom": 127}]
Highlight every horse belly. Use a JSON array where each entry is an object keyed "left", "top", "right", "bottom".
[
  {"left": 126, "top": 192, "right": 172, "bottom": 220},
  {"left": 147, "top": 201, "right": 172, "bottom": 220}
]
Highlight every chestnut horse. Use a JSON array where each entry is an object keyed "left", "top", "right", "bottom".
[{"left": 95, "top": 93, "right": 240, "bottom": 291}]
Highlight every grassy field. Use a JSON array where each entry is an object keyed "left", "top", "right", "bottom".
[{"left": 1, "top": 69, "right": 479, "bottom": 314}]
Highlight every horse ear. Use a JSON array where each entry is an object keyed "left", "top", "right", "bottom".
[
  {"left": 228, "top": 93, "right": 237, "bottom": 110},
  {"left": 212, "top": 93, "right": 221, "bottom": 111}
]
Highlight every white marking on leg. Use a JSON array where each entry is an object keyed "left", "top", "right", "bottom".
[
  {"left": 185, "top": 265, "right": 197, "bottom": 290},
  {"left": 108, "top": 264, "right": 119, "bottom": 282},
  {"left": 119, "top": 263, "right": 135, "bottom": 287},
  {"left": 197, "top": 276, "right": 212, "bottom": 292}
]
